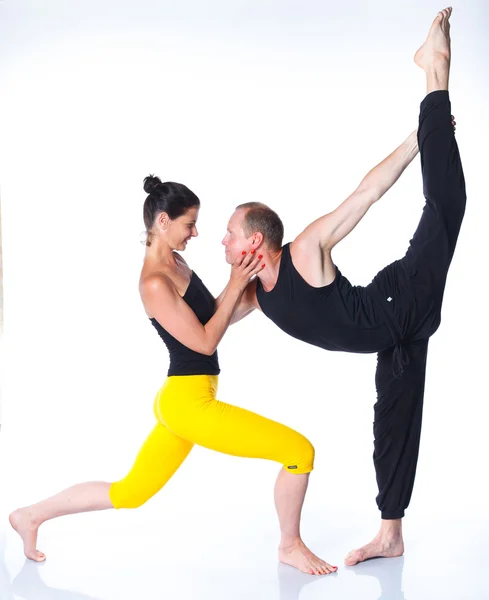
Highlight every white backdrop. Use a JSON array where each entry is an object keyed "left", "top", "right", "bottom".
[{"left": 0, "top": 0, "right": 488, "bottom": 574}]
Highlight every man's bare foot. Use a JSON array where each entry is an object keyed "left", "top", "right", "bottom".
[
  {"left": 9, "top": 508, "right": 46, "bottom": 562},
  {"left": 344, "top": 532, "right": 404, "bottom": 567},
  {"left": 279, "top": 539, "right": 337, "bottom": 575},
  {"left": 414, "top": 7, "right": 452, "bottom": 83}
]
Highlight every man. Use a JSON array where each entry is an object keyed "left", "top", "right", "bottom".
[{"left": 219, "top": 7, "right": 464, "bottom": 566}]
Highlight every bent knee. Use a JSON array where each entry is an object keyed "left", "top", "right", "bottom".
[
  {"left": 284, "top": 435, "right": 315, "bottom": 475},
  {"left": 109, "top": 480, "right": 151, "bottom": 510}
]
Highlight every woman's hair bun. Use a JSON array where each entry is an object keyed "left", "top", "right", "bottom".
[{"left": 143, "top": 174, "right": 163, "bottom": 195}]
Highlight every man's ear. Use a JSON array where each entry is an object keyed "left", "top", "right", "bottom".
[{"left": 251, "top": 231, "right": 264, "bottom": 248}]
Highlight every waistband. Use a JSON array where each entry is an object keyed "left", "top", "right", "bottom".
[{"left": 165, "top": 373, "right": 219, "bottom": 395}]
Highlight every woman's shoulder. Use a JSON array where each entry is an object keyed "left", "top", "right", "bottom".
[{"left": 140, "top": 270, "right": 174, "bottom": 296}]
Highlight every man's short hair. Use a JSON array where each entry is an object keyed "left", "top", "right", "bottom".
[{"left": 236, "top": 202, "right": 284, "bottom": 251}]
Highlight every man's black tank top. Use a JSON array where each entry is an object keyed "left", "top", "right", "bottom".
[
  {"left": 150, "top": 271, "right": 220, "bottom": 376},
  {"left": 255, "top": 243, "right": 393, "bottom": 354}
]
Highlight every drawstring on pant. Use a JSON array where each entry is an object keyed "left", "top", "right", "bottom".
[{"left": 369, "top": 283, "right": 410, "bottom": 378}]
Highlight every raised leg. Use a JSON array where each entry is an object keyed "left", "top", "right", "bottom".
[{"left": 408, "top": 6, "right": 466, "bottom": 282}]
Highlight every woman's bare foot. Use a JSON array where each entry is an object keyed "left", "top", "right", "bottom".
[
  {"left": 414, "top": 7, "right": 452, "bottom": 92},
  {"left": 9, "top": 508, "right": 45, "bottom": 562},
  {"left": 344, "top": 523, "right": 404, "bottom": 567},
  {"left": 279, "top": 539, "right": 337, "bottom": 575}
]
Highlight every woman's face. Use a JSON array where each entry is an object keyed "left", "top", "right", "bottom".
[{"left": 167, "top": 206, "right": 199, "bottom": 251}]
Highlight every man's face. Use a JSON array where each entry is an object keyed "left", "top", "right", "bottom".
[{"left": 222, "top": 209, "right": 252, "bottom": 264}]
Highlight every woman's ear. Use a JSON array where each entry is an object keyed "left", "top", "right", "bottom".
[{"left": 158, "top": 212, "right": 170, "bottom": 230}]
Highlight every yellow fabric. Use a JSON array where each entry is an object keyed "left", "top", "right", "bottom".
[{"left": 109, "top": 375, "right": 314, "bottom": 509}]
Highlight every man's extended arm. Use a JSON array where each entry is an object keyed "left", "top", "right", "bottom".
[{"left": 296, "top": 130, "right": 419, "bottom": 250}]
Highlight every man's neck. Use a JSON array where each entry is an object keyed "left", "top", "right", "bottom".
[{"left": 256, "top": 247, "right": 283, "bottom": 292}]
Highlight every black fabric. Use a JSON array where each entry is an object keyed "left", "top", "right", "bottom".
[
  {"left": 256, "top": 91, "right": 466, "bottom": 518},
  {"left": 373, "top": 338, "right": 429, "bottom": 519},
  {"left": 150, "top": 271, "right": 220, "bottom": 376},
  {"left": 367, "top": 91, "right": 466, "bottom": 371},
  {"left": 369, "top": 90, "right": 466, "bottom": 518},
  {"left": 255, "top": 245, "right": 393, "bottom": 354}
]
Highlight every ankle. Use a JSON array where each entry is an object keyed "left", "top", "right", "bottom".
[
  {"left": 279, "top": 535, "right": 302, "bottom": 550},
  {"left": 426, "top": 62, "right": 449, "bottom": 92},
  {"left": 24, "top": 505, "right": 43, "bottom": 528},
  {"left": 429, "top": 54, "right": 450, "bottom": 67},
  {"left": 379, "top": 519, "right": 403, "bottom": 539}
]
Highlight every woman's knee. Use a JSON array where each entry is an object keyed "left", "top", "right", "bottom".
[
  {"left": 284, "top": 434, "right": 315, "bottom": 475},
  {"left": 109, "top": 479, "right": 152, "bottom": 510}
]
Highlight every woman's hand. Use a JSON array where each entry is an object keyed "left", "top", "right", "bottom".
[{"left": 229, "top": 250, "right": 265, "bottom": 291}]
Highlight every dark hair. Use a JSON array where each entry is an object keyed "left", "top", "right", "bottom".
[
  {"left": 236, "top": 202, "right": 284, "bottom": 251},
  {"left": 143, "top": 175, "right": 200, "bottom": 245}
]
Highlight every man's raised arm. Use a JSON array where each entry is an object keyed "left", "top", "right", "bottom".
[{"left": 296, "top": 130, "right": 419, "bottom": 250}]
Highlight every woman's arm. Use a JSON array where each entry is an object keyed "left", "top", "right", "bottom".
[
  {"left": 141, "top": 253, "right": 262, "bottom": 355},
  {"left": 215, "top": 279, "right": 258, "bottom": 325}
]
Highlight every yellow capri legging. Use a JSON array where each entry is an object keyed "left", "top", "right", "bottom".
[{"left": 109, "top": 375, "right": 314, "bottom": 509}]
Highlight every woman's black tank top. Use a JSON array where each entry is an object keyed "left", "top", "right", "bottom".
[
  {"left": 255, "top": 243, "right": 393, "bottom": 354},
  {"left": 150, "top": 271, "right": 220, "bottom": 376}
]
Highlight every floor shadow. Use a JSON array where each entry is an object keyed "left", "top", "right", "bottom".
[
  {"left": 0, "top": 538, "right": 102, "bottom": 600},
  {"left": 347, "top": 556, "right": 406, "bottom": 600},
  {"left": 277, "top": 561, "right": 338, "bottom": 600}
]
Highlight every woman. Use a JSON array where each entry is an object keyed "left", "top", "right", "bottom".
[{"left": 9, "top": 176, "right": 337, "bottom": 576}]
